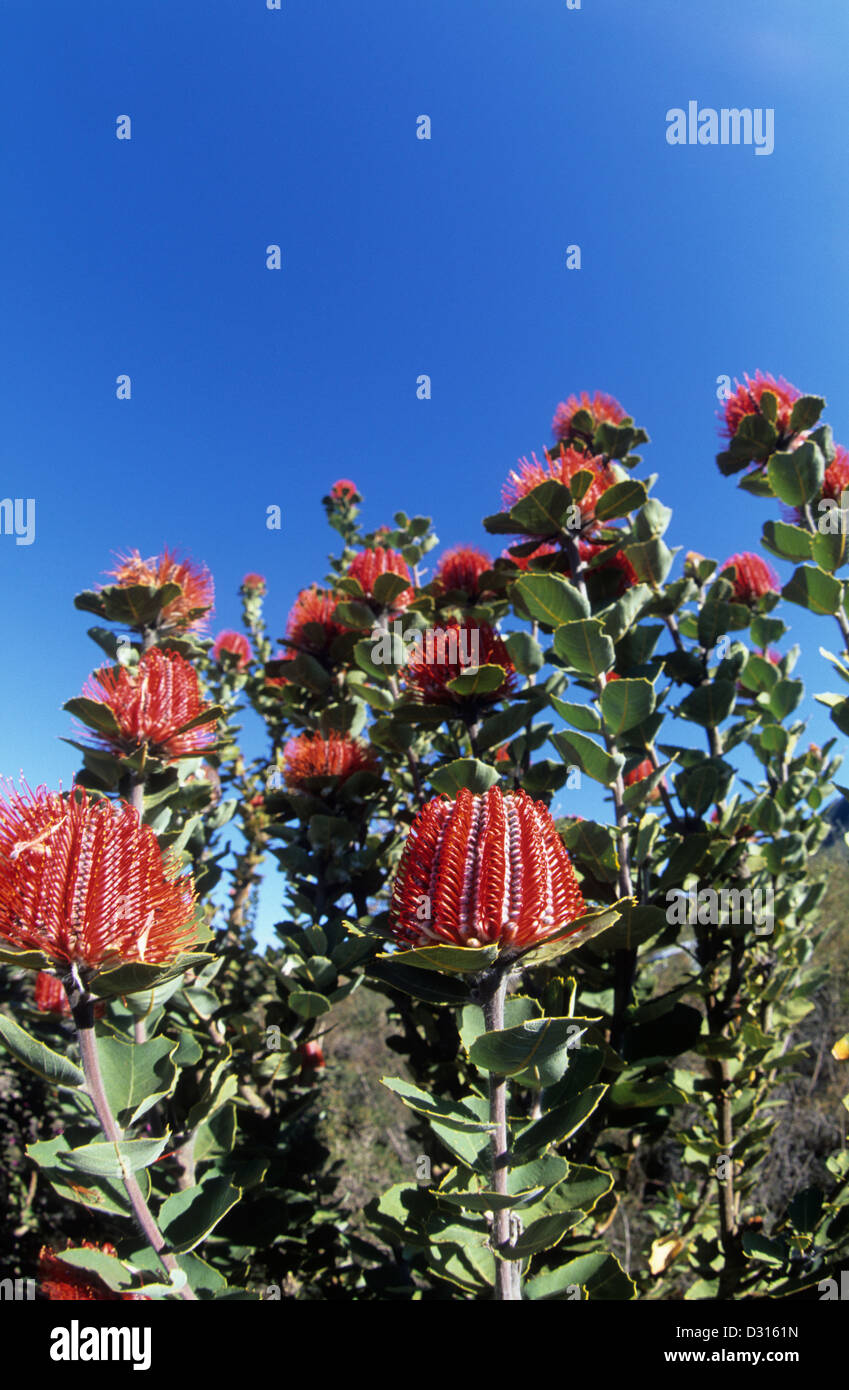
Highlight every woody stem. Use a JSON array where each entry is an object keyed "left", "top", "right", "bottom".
[
  {"left": 479, "top": 965, "right": 521, "bottom": 1300},
  {"left": 69, "top": 988, "right": 196, "bottom": 1300}
]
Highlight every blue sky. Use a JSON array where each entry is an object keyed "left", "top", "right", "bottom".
[{"left": 1, "top": 1, "right": 847, "bottom": 935}]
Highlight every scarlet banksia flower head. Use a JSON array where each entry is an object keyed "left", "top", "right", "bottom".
[
  {"left": 34, "top": 971, "right": 106, "bottom": 1018},
  {"left": 578, "top": 540, "right": 639, "bottom": 595},
  {"left": 39, "top": 1242, "right": 145, "bottom": 1301},
  {"left": 623, "top": 759, "right": 665, "bottom": 801},
  {"left": 329, "top": 479, "right": 359, "bottom": 502},
  {"left": 390, "top": 786, "right": 585, "bottom": 952},
  {"left": 502, "top": 447, "right": 615, "bottom": 533},
  {"left": 433, "top": 545, "right": 493, "bottom": 599},
  {"left": 720, "top": 371, "right": 801, "bottom": 443},
  {"left": 823, "top": 446, "right": 849, "bottom": 501},
  {"left": 241, "top": 572, "right": 266, "bottom": 593},
  {"left": 80, "top": 648, "right": 218, "bottom": 762},
  {"left": 345, "top": 547, "right": 414, "bottom": 611},
  {"left": 285, "top": 586, "right": 346, "bottom": 654},
  {"left": 720, "top": 552, "right": 780, "bottom": 604},
  {"left": 104, "top": 549, "right": 215, "bottom": 633},
  {"left": 282, "top": 732, "right": 378, "bottom": 790},
  {"left": 404, "top": 621, "right": 516, "bottom": 706},
  {"left": 0, "top": 784, "right": 198, "bottom": 973},
  {"left": 552, "top": 390, "right": 627, "bottom": 442},
  {"left": 299, "top": 1040, "right": 325, "bottom": 1070},
  {"left": 211, "top": 629, "right": 252, "bottom": 668}
]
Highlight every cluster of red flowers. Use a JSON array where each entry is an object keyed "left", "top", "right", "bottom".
[
  {"left": 719, "top": 552, "right": 779, "bottom": 604},
  {"left": 285, "top": 586, "right": 346, "bottom": 653},
  {"left": 345, "top": 546, "right": 415, "bottom": 611},
  {"left": 502, "top": 446, "right": 616, "bottom": 533},
  {"left": 212, "top": 630, "right": 252, "bottom": 669},
  {"left": 80, "top": 648, "right": 218, "bottom": 762},
  {"left": 433, "top": 545, "right": 493, "bottom": 599},
  {"left": 720, "top": 371, "right": 801, "bottom": 443}
]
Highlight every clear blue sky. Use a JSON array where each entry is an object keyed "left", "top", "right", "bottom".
[{"left": 1, "top": 1, "right": 847, "bottom": 935}]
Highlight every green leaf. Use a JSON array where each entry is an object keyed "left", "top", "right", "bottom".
[
  {"left": 0, "top": 1013, "right": 84, "bottom": 1089},
  {"left": 678, "top": 680, "right": 736, "bottom": 727},
  {"left": 600, "top": 678, "right": 655, "bottom": 735},
  {"left": 477, "top": 699, "right": 542, "bottom": 751},
  {"left": 623, "top": 538, "right": 675, "bottom": 586},
  {"left": 378, "top": 943, "right": 499, "bottom": 976},
  {"left": 512, "top": 1085, "right": 607, "bottom": 1158},
  {"left": 594, "top": 479, "right": 648, "bottom": 521},
  {"left": 52, "top": 1246, "right": 135, "bottom": 1292},
  {"left": 787, "top": 1186, "right": 823, "bottom": 1234},
  {"left": 761, "top": 520, "right": 813, "bottom": 563},
  {"left": 608, "top": 1077, "right": 686, "bottom": 1108},
  {"left": 446, "top": 664, "right": 509, "bottom": 697},
  {"left": 97, "top": 1034, "right": 180, "bottom": 1127},
  {"left": 812, "top": 527, "right": 849, "bottom": 573},
  {"left": 789, "top": 395, "right": 825, "bottom": 433},
  {"left": 525, "top": 1252, "right": 635, "bottom": 1300},
  {"left": 158, "top": 1176, "right": 242, "bottom": 1253},
  {"left": 381, "top": 1077, "right": 495, "bottom": 1133},
  {"left": 597, "top": 584, "right": 652, "bottom": 642},
  {"left": 509, "top": 481, "right": 573, "bottom": 537},
  {"left": 767, "top": 678, "right": 804, "bottom": 720},
  {"left": 63, "top": 696, "right": 123, "bottom": 736},
  {"left": 782, "top": 565, "right": 842, "bottom": 615},
  {"left": 767, "top": 442, "right": 824, "bottom": 506},
  {"left": 429, "top": 758, "right": 500, "bottom": 795},
  {"left": 553, "top": 619, "right": 615, "bottom": 676},
  {"left": 550, "top": 696, "right": 602, "bottom": 732},
  {"left": 469, "top": 1016, "right": 599, "bottom": 1086},
  {"left": 504, "top": 631, "right": 543, "bottom": 675},
  {"left": 60, "top": 1136, "right": 170, "bottom": 1177},
  {"left": 372, "top": 571, "right": 412, "bottom": 606},
  {"left": 742, "top": 1231, "right": 787, "bottom": 1266},
  {"left": 514, "top": 573, "right": 589, "bottom": 626},
  {"left": 332, "top": 600, "right": 376, "bottom": 631},
  {"left": 552, "top": 730, "right": 623, "bottom": 785},
  {"left": 289, "top": 990, "right": 332, "bottom": 1019}
]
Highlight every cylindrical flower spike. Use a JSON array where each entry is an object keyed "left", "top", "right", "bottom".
[
  {"left": 79, "top": 648, "right": 218, "bottom": 762},
  {"left": 502, "top": 446, "right": 616, "bottom": 534},
  {"left": 103, "top": 549, "right": 214, "bottom": 633},
  {"left": 403, "top": 621, "right": 516, "bottom": 705},
  {"left": 345, "top": 547, "right": 414, "bottom": 611},
  {"left": 433, "top": 546, "right": 493, "bottom": 599},
  {"left": 720, "top": 371, "right": 801, "bottom": 443},
  {"left": 282, "top": 732, "right": 378, "bottom": 790},
  {"left": 285, "top": 585, "right": 346, "bottom": 654},
  {"left": 0, "top": 784, "right": 199, "bottom": 974},
  {"left": 719, "top": 553, "right": 779, "bottom": 604},
  {"left": 211, "top": 630, "right": 252, "bottom": 668},
  {"left": 389, "top": 786, "right": 585, "bottom": 953},
  {"left": 552, "top": 390, "right": 627, "bottom": 442}
]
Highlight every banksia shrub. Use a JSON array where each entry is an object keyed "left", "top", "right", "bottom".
[
  {"left": 389, "top": 785, "right": 584, "bottom": 952},
  {"left": 77, "top": 648, "right": 218, "bottom": 762}
]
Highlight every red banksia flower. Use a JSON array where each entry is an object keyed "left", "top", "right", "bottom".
[
  {"left": 720, "top": 553, "right": 779, "bottom": 604},
  {"left": 434, "top": 545, "right": 493, "bottom": 598},
  {"left": 241, "top": 573, "right": 266, "bottom": 593},
  {"left": 285, "top": 586, "right": 346, "bottom": 654},
  {"left": 329, "top": 479, "right": 359, "bottom": 501},
  {"left": 299, "top": 1040, "right": 325, "bottom": 1070},
  {"left": 389, "top": 786, "right": 585, "bottom": 952},
  {"left": 578, "top": 540, "right": 639, "bottom": 595},
  {"left": 823, "top": 446, "right": 849, "bottom": 501},
  {"left": 404, "top": 621, "right": 516, "bottom": 706},
  {"left": 212, "top": 630, "right": 252, "bottom": 669},
  {"left": 552, "top": 391, "right": 627, "bottom": 442},
  {"left": 720, "top": 372, "right": 801, "bottom": 442},
  {"left": 0, "top": 785, "right": 198, "bottom": 973},
  {"left": 282, "top": 732, "right": 378, "bottom": 790},
  {"left": 345, "top": 547, "right": 414, "bottom": 611},
  {"left": 80, "top": 648, "right": 217, "bottom": 762},
  {"left": 34, "top": 971, "right": 71, "bottom": 1015},
  {"left": 624, "top": 759, "right": 654, "bottom": 787},
  {"left": 39, "top": 1242, "right": 144, "bottom": 1301},
  {"left": 502, "top": 447, "right": 615, "bottom": 533},
  {"left": 104, "top": 549, "right": 215, "bottom": 633}
]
